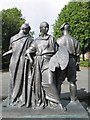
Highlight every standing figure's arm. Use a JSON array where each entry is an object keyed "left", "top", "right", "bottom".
[
  {"left": 3, "top": 37, "right": 13, "bottom": 56},
  {"left": 25, "top": 41, "right": 36, "bottom": 64},
  {"left": 75, "top": 41, "right": 80, "bottom": 71},
  {"left": 75, "top": 41, "right": 80, "bottom": 62}
]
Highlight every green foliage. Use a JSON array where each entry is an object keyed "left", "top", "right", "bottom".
[
  {"left": 80, "top": 59, "right": 90, "bottom": 67},
  {"left": 53, "top": 1, "right": 90, "bottom": 54},
  {"left": 1, "top": 8, "right": 25, "bottom": 52},
  {"left": 1, "top": 8, "right": 25, "bottom": 69}
]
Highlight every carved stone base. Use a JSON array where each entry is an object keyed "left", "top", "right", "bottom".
[{"left": 1, "top": 100, "right": 89, "bottom": 119}]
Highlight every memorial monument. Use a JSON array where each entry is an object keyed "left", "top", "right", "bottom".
[{"left": 2, "top": 22, "right": 89, "bottom": 119}]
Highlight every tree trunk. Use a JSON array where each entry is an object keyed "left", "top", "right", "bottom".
[{"left": 82, "top": 53, "right": 85, "bottom": 61}]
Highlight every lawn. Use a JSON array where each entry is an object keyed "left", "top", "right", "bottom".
[{"left": 80, "top": 59, "right": 90, "bottom": 67}]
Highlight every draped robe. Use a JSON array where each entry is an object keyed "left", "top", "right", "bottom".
[{"left": 9, "top": 32, "right": 33, "bottom": 107}]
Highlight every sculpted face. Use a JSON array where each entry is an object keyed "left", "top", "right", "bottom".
[
  {"left": 23, "top": 27, "right": 30, "bottom": 34},
  {"left": 40, "top": 22, "right": 49, "bottom": 34},
  {"left": 20, "top": 23, "right": 31, "bottom": 35}
]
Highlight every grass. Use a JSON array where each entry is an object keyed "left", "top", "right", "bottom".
[{"left": 80, "top": 59, "right": 90, "bottom": 67}]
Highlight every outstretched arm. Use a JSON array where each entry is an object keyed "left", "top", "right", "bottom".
[{"left": 3, "top": 49, "right": 12, "bottom": 56}]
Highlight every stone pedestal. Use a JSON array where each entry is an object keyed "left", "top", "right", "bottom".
[{"left": 1, "top": 100, "right": 89, "bottom": 120}]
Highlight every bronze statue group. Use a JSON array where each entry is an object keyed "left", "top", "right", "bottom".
[{"left": 3, "top": 22, "right": 80, "bottom": 111}]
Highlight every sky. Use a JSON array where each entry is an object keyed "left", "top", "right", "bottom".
[{"left": 0, "top": 0, "right": 70, "bottom": 38}]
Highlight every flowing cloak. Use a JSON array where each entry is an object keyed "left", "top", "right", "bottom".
[
  {"left": 49, "top": 45, "right": 69, "bottom": 72},
  {"left": 26, "top": 35, "right": 61, "bottom": 108},
  {"left": 9, "top": 33, "right": 33, "bottom": 107},
  {"left": 57, "top": 34, "right": 80, "bottom": 59},
  {"left": 57, "top": 34, "right": 80, "bottom": 82}
]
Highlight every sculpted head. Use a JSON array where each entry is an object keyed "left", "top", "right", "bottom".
[
  {"left": 60, "top": 22, "right": 70, "bottom": 31},
  {"left": 39, "top": 21, "right": 49, "bottom": 34},
  {"left": 20, "top": 23, "right": 31, "bottom": 34}
]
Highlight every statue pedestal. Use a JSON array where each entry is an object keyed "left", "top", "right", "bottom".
[{"left": 2, "top": 100, "right": 89, "bottom": 119}]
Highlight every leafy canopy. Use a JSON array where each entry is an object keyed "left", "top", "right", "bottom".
[
  {"left": 1, "top": 7, "right": 25, "bottom": 52},
  {"left": 1, "top": 8, "right": 25, "bottom": 69},
  {"left": 53, "top": 1, "right": 90, "bottom": 53}
]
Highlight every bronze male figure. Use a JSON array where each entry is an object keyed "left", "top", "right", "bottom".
[{"left": 57, "top": 23, "right": 80, "bottom": 102}]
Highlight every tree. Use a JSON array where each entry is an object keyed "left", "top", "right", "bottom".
[
  {"left": 53, "top": 1, "right": 90, "bottom": 60},
  {"left": 1, "top": 8, "right": 25, "bottom": 69}
]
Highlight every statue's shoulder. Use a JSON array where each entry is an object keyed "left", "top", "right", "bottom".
[
  {"left": 31, "top": 38, "right": 38, "bottom": 46},
  {"left": 65, "top": 34, "right": 76, "bottom": 41},
  {"left": 67, "top": 35, "right": 78, "bottom": 44},
  {"left": 10, "top": 33, "right": 29, "bottom": 43},
  {"left": 57, "top": 35, "right": 72, "bottom": 41},
  {"left": 11, "top": 33, "right": 19, "bottom": 39},
  {"left": 48, "top": 35, "right": 54, "bottom": 40},
  {"left": 57, "top": 36, "right": 64, "bottom": 44},
  {"left": 47, "top": 35, "right": 55, "bottom": 43},
  {"left": 27, "top": 35, "right": 34, "bottom": 41},
  {"left": 10, "top": 33, "right": 19, "bottom": 43}
]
